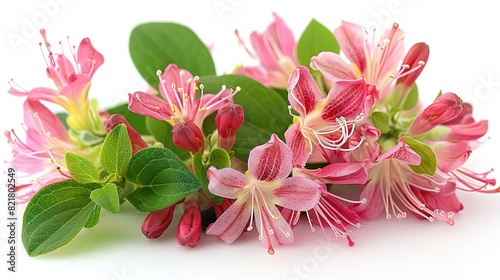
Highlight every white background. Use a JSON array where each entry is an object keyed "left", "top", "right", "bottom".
[{"left": 1, "top": 0, "right": 500, "bottom": 279}]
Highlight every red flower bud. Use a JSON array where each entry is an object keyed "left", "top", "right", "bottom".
[
  {"left": 141, "top": 205, "right": 176, "bottom": 239},
  {"left": 215, "top": 103, "right": 244, "bottom": 151},
  {"left": 104, "top": 114, "right": 148, "bottom": 154},
  {"left": 177, "top": 200, "right": 202, "bottom": 247},
  {"left": 172, "top": 121, "right": 205, "bottom": 154},
  {"left": 409, "top": 93, "right": 463, "bottom": 135}
]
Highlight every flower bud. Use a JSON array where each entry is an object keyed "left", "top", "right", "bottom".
[
  {"left": 104, "top": 114, "right": 148, "bottom": 154},
  {"left": 177, "top": 200, "right": 202, "bottom": 247},
  {"left": 409, "top": 93, "right": 463, "bottom": 135},
  {"left": 141, "top": 205, "right": 176, "bottom": 239},
  {"left": 215, "top": 102, "right": 244, "bottom": 152},
  {"left": 172, "top": 121, "right": 205, "bottom": 154}
]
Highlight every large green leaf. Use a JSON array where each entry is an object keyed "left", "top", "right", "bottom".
[
  {"left": 297, "top": 19, "right": 340, "bottom": 70},
  {"left": 100, "top": 124, "right": 132, "bottom": 178},
  {"left": 125, "top": 147, "right": 202, "bottom": 212},
  {"left": 145, "top": 117, "right": 191, "bottom": 160},
  {"left": 22, "top": 180, "right": 100, "bottom": 256},
  {"left": 129, "top": 22, "right": 216, "bottom": 88},
  {"left": 199, "top": 75, "right": 291, "bottom": 161},
  {"left": 106, "top": 103, "right": 150, "bottom": 135}
]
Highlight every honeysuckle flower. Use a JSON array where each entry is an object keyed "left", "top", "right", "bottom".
[
  {"left": 351, "top": 138, "right": 458, "bottom": 225},
  {"left": 408, "top": 93, "right": 463, "bottom": 136},
  {"left": 206, "top": 134, "right": 320, "bottom": 254},
  {"left": 311, "top": 21, "right": 428, "bottom": 100},
  {"left": 285, "top": 66, "right": 376, "bottom": 165},
  {"left": 128, "top": 64, "right": 238, "bottom": 128},
  {"left": 215, "top": 102, "right": 244, "bottom": 152},
  {"left": 142, "top": 204, "right": 177, "bottom": 239},
  {"left": 104, "top": 114, "right": 148, "bottom": 154},
  {"left": 234, "top": 13, "right": 298, "bottom": 88},
  {"left": 177, "top": 200, "right": 202, "bottom": 247},
  {"left": 172, "top": 120, "right": 205, "bottom": 154},
  {"left": 5, "top": 99, "right": 76, "bottom": 202},
  {"left": 392, "top": 42, "right": 430, "bottom": 98},
  {"left": 8, "top": 29, "right": 104, "bottom": 134}
]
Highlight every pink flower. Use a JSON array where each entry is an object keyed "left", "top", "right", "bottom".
[
  {"left": 177, "top": 200, "right": 202, "bottom": 247},
  {"left": 215, "top": 102, "right": 244, "bottom": 152},
  {"left": 129, "top": 64, "right": 238, "bottom": 128},
  {"left": 234, "top": 13, "right": 298, "bottom": 88},
  {"left": 285, "top": 66, "right": 376, "bottom": 166},
  {"left": 206, "top": 134, "right": 320, "bottom": 254},
  {"left": 351, "top": 138, "right": 458, "bottom": 225},
  {"left": 5, "top": 99, "right": 74, "bottom": 202},
  {"left": 9, "top": 29, "right": 104, "bottom": 133}
]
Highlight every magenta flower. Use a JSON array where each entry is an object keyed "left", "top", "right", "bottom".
[
  {"left": 285, "top": 66, "right": 376, "bottom": 166},
  {"left": 206, "top": 134, "right": 320, "bottom": 254},
  {"left": 129, "top": 64, "right": 238, "bottom": 128},
  {"left": 351, "top": 138, "right": 459, "bottom": 225},
  {"left": 234, "top": 13, "right": 298, "bottom": 88},
  {"left": 9, "top": 29, "right": 104, "bottom": 133}
]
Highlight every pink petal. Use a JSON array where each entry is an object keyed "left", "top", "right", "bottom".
[
  {"left": 273, "top": 177, "right": 320, "bottom": 211},
  {"left": 128, "top": 92, "right": 172, "bottom": 121},
  {"left": 271, "top": 12, "right": 295, "bottom": 59},
  {"left": 409, "top": 93, "right": 463, "bottom": 135},
  {"left": 376, "top": 138, "right": 421, "bottom": 165},
  {"left": 377, "top": 25, "right": 406, "bottom": 81},
  {"left": 248, "top": 134, "right": 292, "bottom": 181},
  {"left": 334, "top": 21, "right": 367, "bottom": 73},
  {"left": 444, "top": 120, "right": 488, "bottom": 142},
  {"left": 160, "top": 64, "right": 194, "bottom": 108},
  {"left": 55, "top": 54, "right": 76, "bottom": 82},
  {"left": 284, "top": 122, "right": 309, "bottom": 167},
  {"left": 396, "top": 42, "right": 429, "bottom": 93},
  {"left": 310, "top": 52, "right": 357, "bottom": 81},
  {"left": 58, "top": 73, "right": 91, "bottom": 101},
  {"left": 23, "top": 99, "right": 69, "bottom": 142},
  {"left": 254, "top": 202, "right": 294, "bottom": 252},
  {"left": 206, "top": 199, "right": 252, "bottom": 244},
  {"left": 304, "top": 163, "right": 368, "bottom": 184},
  {"left": 8, "top": 86, "right": 57, "bottom": 102},
  {"left": 350, "top": 184, "right": 384, "bottom": 219},
  {"left": 77, "top": 37, "right": 104, "bottom": 78},
  {"left": 207, "top": 166, "right": 249, "bottom": 199},
  {"left": 235, "top": 66, "right": 274, "bottom": 87},
  {"left": 322, "top": 78, "right": 376, "bottom": 120},
  {"left": 435, "top": 141, "right": 471, "bottom": 172},
  {"left": 287, "top": 66, "right": 323, "bottom": 115}
]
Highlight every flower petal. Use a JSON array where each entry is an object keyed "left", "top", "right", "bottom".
[
  {"left": 248, "top": 134, "right": 292, "bottom": 181},
  {"left": 376, "top": 138, "right": 421, "bottom": 165},
  {"left": 310, "top": 52, "right": 357, "bottom": 81},
  {"left": 254, "top": 202, "right": 294, "bottom": 253},
  {"left": 160, "top": 64, "right": 195, "bottom": 107},
  {"left": 287, "top": 66, "right": 323, "bottom": 115},
  {"left": 8, "top": 86, "right": 57, "bottom": 102},
  {"left": 272, "top": 12, "right": 295, "bottom": 59},
  {"left": 350, "top": 183, "right": 385, "bottom": 219},
  {"left": 77, "top": 37, "right": 104, "bottom": 78},
  {"left": 284, "top": 122, "right": 309, "bottom": 167},
  {"left": 206, "top": 198, "right": 252, "bottom": 244},
  {"left": 304, "top": 162, "right": 368, "bottom": 184},
  {"left": 273, "top": 177, "right": 320, "bottom": 211},
  {"left": 435, "top": 141, "right": 471, "bottom": 172},
  {"left": 322, "top": 78, "right": 376, "bottom": 120},
  {"left": 333, "top": 21, "right": 367, "bottom": 73},
  {"left": 207, "top": 166, "right": 248, "bottom": 199},
  {"left": 128, "top": 91, "right": 172, "bottom": 121},
  {"left": 409, "top": 93, "right": 463, "bottom": 135},
  {"left": 24, "top": 99, "right": 70, "bottom": 142}
]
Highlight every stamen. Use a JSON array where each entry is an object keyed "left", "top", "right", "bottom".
[
  {"left": 156, "top": 70, "right": 176, "bottom": 113},
  {"left": 305, "top": 211, "right": 316, "bottom": 232}
]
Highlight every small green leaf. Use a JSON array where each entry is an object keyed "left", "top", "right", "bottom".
[
  {"left": 65, "top": 152, "right": 100, "bottom": 184},
  {"left": 22, "top": 180, "right": 100, "bottom": 256},
  {"left": 129, "top": 22, "right": 215, "bottom": 88},
  {"left": 90, "top": 183, "right": 120, "bottom": 214},
  {"left": 403, "top": 84, "right": 419, "bottom": 110},
  {"left": 297, "top": 19, "right": 340, "bottom": 70},
  {"left": 209, "top": 148, "right": 231, "bottom": 169},
  {"left": 193, "top": 152, "right": 223, "bottom": 204},
  {"left": 371, "top": 112, "right": 391, "bottom": 134},
  {"left": 199, "top": 75, "right": 291, "bottom": 161},
  {"left": 145, "top": 117, "right": 191, "bottom": 160},
  {"left": 125, "top": 147, "right": 202, "bottom": 212},
  {"left": 100, "top": 124, "right": 132, "bottom": 178},
  {"left": 403, "top": 136, "right": 437, "bottom": 176},
  {"left": 56, "top": 112, "right": 69, "bottom": 130},
  {"left": 106, "top": 103, "right": 150, "bottom": 135},
  {"left": 84, "top": 206, "right": 101, "bottom": 228}
]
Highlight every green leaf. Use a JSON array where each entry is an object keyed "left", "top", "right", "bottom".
[
  {"left": 106, "top": 103, "right": 150, "bottom": 135},
  {"left": 371, "top": 112, "right": 391, "bottom": 134},
  {"left": 100, "top": 124, "right": 132, "bottom": 178},
  {"left": 125, "top": 147, "right": 202, "bottom": 212},
  {"left": 65, "top": 152, "right": 100, "bottom": 184},
  {"left": 209, "top": 148, "right": 231, "bottom": 169},
  {"left": 193, "top": 152, "right": 223, "bottom": 204},
  {"left": 22, "top": 180, "right": 100, "bottom": 256},
  {"left": 56, "top": 112, "right": 69, "bottom": 130},
  {"left": 84, "top": 206, "right": 101, "bottom": 228},
  {"left": 297, "top": 19, "right": 340, "bottom": 70},
  {"left": 199, "top": 75, "right": 291, "bottom": 161},
  {"left": 403, "top": 84, "right": 419, "bottom": 110},
  {"left": 145, "top": 117, "right": 191, "bottom": 160},
  {"left": 403, "top": 136, "right": 437, "bottom": 176},
  {"left": 129, "top": 22, "right": 215, "bottom": 88},
  {"left": 90, "top": 183, "right": 120, "bottom": 214}
]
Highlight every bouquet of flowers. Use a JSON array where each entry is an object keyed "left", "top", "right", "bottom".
[{"left": 6, "top": 13, "right": 497, "bottom": 257}]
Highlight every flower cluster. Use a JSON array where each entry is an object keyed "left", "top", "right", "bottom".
[{"left": 5, "top": 14, "right": 497, "bottom": 257}]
